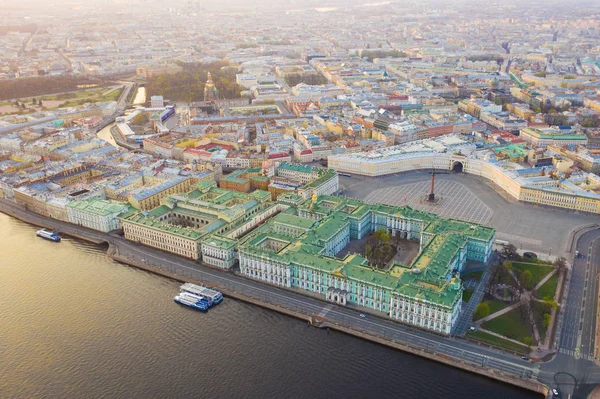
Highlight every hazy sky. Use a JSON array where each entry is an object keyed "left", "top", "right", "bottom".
[{"left": 2, "top": 0, "right": 599, "bottom": 16}]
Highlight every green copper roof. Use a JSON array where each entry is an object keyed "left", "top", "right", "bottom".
[{"left": 239, "top": 194, "right": 494, "bottom": 309}]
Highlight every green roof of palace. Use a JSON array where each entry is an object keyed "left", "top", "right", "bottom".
[
  {"left": 278, "top": 161, "right": 315, "bottom": 174},
  {"left": 273, "top": 213, "right": 315, "bottom": 230},
  {"left": 203, "top": 235, "right": 236, "bottom": 249},
  {"left": 67, "top": 197, "right": 134, "bottom": 217},
  {"left": 305, "top": 214, "right": 349, "bottom": 244},
  {"left": 237, "top": 194, "right": 493, "bottom": 308},
  {"left": 120, "top": 182, "right": 492, "bottom": 309},
  {"left": 424, "top": 218, "right": 495, "bottom": 242},
  {"left": 249, "top": 190, "right": 271, "bottom": 200},
  {"left": 521, "top": 128, "right": 587, "bottom": 140}
]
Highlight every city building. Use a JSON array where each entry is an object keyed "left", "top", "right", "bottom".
[
  {"left": 150, "top": 96, "right": 164, "bottom": 108},
  {"left": 238, "top": 195, "right": 495, "bottom": 335},
  {"left": 66, "top": 197, "right": 134, "bottom": 232},
  {"left": 328, "top": 135, "right": 600, "bottom": 214},
  {"left": 519, "top": 128, "right": 588, "bottom": 148},
  {"left": 121, "top": 180, "right": 283, "bottom": 263},
  {"left": 127, "top": 176, "right": 194, "bottom": 211}
]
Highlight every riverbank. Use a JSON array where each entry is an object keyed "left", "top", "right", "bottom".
[{"left": 0, "top": 199, "right": 548, "bottom": 397}]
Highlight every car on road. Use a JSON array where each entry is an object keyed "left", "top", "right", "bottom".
[
  {"left": 552, "top": 388, "right": 560, "bottom": 398},
  {"left": 359, "top": 314, "right": 366, "bottom": 318},
  {"left": 575, "top": 250, "right": 584, "bottom": 259},
  {"left": 523, "top": 252, "right": 537, "bottom": 259},
  {"left": 521, "top": 356, "right": 529, "bottom": 360},
  {"left": 469, "top": 326, "right": 476, "bottom": 331}
]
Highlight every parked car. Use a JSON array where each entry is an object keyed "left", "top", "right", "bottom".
[{"left": 523, "top": 252, "right": 537, "bottom": 259}]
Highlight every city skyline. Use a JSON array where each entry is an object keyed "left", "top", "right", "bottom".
[{"left": 1, "top": 0, "right": 600, "bottom": 397}]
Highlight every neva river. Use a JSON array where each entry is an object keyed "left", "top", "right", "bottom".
[{"left": 0, "top": 213, "right": 540, "bottom": 399}]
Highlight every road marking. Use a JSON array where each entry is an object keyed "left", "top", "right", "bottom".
[{"left": 318, "top": 304, "right": 334, "bottom": 318}]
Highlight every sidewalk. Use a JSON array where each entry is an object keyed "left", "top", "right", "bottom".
[
  {"left": 478, "top": 328, "right": 529, "bottom": 348},
  {"left": 476, "top": 301, "right": 519, "bottom": 324},
  {"left": 533, "top": 269, "right": 557, "bottom": 294}
]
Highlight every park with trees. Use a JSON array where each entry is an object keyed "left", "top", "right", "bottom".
[
  {"left": 145, "top": 61, "right": 244, "bottom": 102},
  {"left": 465, "top": 244, "right": 566, "bottom": 355}
]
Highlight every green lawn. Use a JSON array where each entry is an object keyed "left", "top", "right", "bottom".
[
  {"left": 463, "top": 289, "right": 474, "bottom": 302},
  {"left": 462, "top": 270, "right": 483, "bottom": 281},
  {"left": 531, "top": 301, "right": 549, "bottom": 342},
  {"left": 13, "top": 87, "right": 119, "bottom": 108},
  {"left": 512, "top": 262, "right": 553, "bottom": 289},
  {"left": 102, "top": 89, "right": 122, "bottom": 101},
  {"left": 486, "top": 298, "right": 511, "bottom": 315},
  {"left": 473, "top": 298, "right": 510, "bottom": 320},
  {"left": 467, "top": 330, "right": 529, "bottom": 355},
  {"left": 481, "top": 307, "right": 534, "bottom": 344},
  {"left": 534, "top": 259, "right": 552, "bottom": 266},
  {"left": 535, "top": 272, "right": 558, "bottom": 299},
  {"left": 56, "top": 88, "right": 122, "bottom": 108}
]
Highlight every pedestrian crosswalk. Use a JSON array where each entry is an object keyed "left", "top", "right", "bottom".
[{"left": 558, "top": 347, "right": 595, "bottom": 360}]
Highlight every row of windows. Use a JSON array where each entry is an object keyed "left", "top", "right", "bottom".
[{"left": 124, "top": 224, "right": 196, "bottom": 251}]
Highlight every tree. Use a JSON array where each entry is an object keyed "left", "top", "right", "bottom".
[
  {"left": 365, "top": 244, "right": 372, "bottom": 259},
  {"left": 0, "top": 75, "right": 98, "bottom": 102},
  {"left": 520, "top": 270, "right": 533, "bottom": 289},
  {"left": 523, "top": 336, "right": 533, "bottom": 348},
  {"left": 489, "top": 263, "right": 502, "bottom": 294},
  {"left": 371, "top": 230, "right": 381, "bottom": 245},
  {"left": 380, "top": 233, "right": 391, "bottom": 244},
  {"left": 502, "top": 244, "right": 518, "bottom": 259},
  {"left": 145, "top": 61, "right": 244, "bottom": 102},
  {"left": 553, "top": 256, "right": 567, "bottom": 275},
  {"left": 31, "top": 98, "right": 37, "bottom": 105},
  {"left": 541, "top": 297, "right": 558, "bottom": 312},
  {"left": 543, "top": 313, "right": 551, "bottom": 329},
  {"left": 475, "top": 302, "right": 490, "bottom": 319}
]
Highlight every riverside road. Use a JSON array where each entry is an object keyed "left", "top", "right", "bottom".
[{"left": 2, "top": 198, "right": 600, "bottom": 397}]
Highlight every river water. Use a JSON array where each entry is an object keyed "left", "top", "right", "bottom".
[
  {"left": 0, "top": 213, "right": 539, "bottom": 399},
  {"left": 133, "top": 87, "right": 146, "bottom": 106}
]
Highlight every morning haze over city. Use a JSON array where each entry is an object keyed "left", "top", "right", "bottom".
[{"left": 1, "top": 1, "right": 600, "bottom": 398}]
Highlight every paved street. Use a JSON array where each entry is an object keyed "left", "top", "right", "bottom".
[
  {"left": 539, "top": 228, "right": 600, "bottom": 398},
  {"left": 557, "top": 230, "right": 600, "bottom": 361}
]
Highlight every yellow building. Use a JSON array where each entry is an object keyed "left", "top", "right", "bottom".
[{"left": 127, "top": 176, "right": 194, "bottom": 211}]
